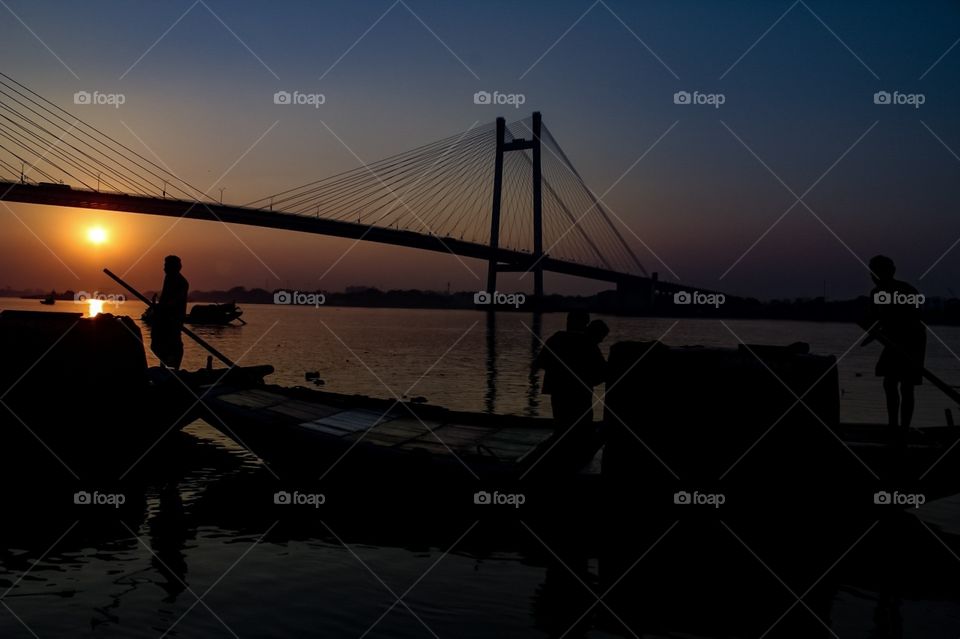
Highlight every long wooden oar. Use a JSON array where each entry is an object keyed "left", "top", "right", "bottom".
[
  {"left": 104, "top": 268, "right": 236, "bottom": 368},
  {"left": 859, "top": 320, "right": 960, "bottom": 407}
]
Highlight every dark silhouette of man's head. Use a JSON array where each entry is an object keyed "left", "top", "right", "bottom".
[
  {"left": 566, "top": 310, "right": 589, "bottom": 332},
  {"left": 869, "top": 255, "right": 895, "bottom": 285},
  {"left": 586, "top": 319, "right": 609, "bottom": 344},
  {"left": 164, "top": 255, "right": 182, "bottom": 275}
]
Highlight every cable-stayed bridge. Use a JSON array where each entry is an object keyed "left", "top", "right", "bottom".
[{"left": 0, "top": 73, "right": 688, "bottom": 300}]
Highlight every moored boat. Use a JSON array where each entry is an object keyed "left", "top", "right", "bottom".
[
  {"left": 603, "top": 340, "right": 960, "bottom": 510},
  {"left": 186, "top": 302, "right": 245, "bottom": 325},
  {"left": 199, "top": 339, "right": 960, "bottom": 509},
  {"left": 0, "top": 310, "right": 264, "bottom": 479},
  {"left": 200, "top": 383, "right": 598, "bottom": 486}
]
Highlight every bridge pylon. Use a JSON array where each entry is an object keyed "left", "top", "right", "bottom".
[{"left": 487, "top": 112, "right": 544, "bottom": 299}]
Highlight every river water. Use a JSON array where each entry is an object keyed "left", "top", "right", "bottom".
[{"left": 2, "top": 298, "right": 960, "bottom": 637}]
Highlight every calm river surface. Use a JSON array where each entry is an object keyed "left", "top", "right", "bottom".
[{"left": 2, "top": 298, "right": 960, "bottom": 637}]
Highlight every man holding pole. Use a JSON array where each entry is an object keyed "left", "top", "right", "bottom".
[
  {"left": 151, "top": 255, "right": 189, "bottom": 369},
  {"left": 861, "top": 254, "right": 926, "bottom": 435}
]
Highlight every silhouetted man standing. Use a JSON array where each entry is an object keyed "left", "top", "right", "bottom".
[
  {"left": 535, "top": 311, "right": 605, "bottom": 440},
  {"left": 862, "top": 255, "right": 926, "bottom": 434},
  {"left": 151, "top": 255, "right": 189, "bottom": 369}
]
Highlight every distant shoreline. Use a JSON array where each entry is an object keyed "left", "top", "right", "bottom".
[{"left": 5, "top": 288, "right": 960, "bottom": 325}]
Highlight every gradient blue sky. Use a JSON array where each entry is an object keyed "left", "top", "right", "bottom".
[{"left": 1, "top": 0, "right": 958, "bottom": 299}]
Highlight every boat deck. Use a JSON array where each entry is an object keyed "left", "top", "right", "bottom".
[
  {"left": 202, "top": 385, "right": 960, "bottom": 493},
  {"left": 210, "top": 387, "right": 557, "bottom": 465}
]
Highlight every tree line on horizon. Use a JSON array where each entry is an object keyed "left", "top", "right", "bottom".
[{"left": 5, "top": 284, "right": 960, "bottom": 324}]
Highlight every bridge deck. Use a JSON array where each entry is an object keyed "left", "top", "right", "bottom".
[{"left": 0, "top": 181, "right": 683, "bottom": 290}]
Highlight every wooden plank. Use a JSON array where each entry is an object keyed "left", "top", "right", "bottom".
[
  {"left": 387, "top": 422, "right": 552, "bottom": 461},
  {"left": 482, "top": 428, "right": 554, "bottom": 446},
  {"left": 316, "top": 409, "right": 397, "bottom": 432},
  {"left": 432, "top": 424, "right": 494, "bottom": 439},
  {"left": 414, "top": 425, "right": 491, "bottom": 448},
  {"left": 217, "top": 391, "right": 286, "bottom": 410},
  {"left": 297, "top": 421, "right": 354, "bottom": 437},
  {"left": 245, "top": 389, "right": 293, "bottom": 404},
  {"left": 399, "top": 439, "right": 471, "bottom": 455},
  {"left": 370, "top": 420, "right": 436, "bottom": 438},
  {"left": 268, "top": 400, "right": 341, "bottom": 422},
  {"left": 298, "top": 409, "right": 397, "bottom": 439},
  {"left": 480, "top": 442, "right": 537, "bottom": 458},
  {"left": 299, "top": 409, "right": 395, "bottom": 443},
  {"left": 342, "top": 418, "right": 434, "bottom": 446},
  {"left": 474, "top": 430, "right": 553, "bottom": 462},
  {"left": 399, "top": 431, "right": 537, "bottom": 461},
  {"left": 363, "top": 431, "right": 415, "bottom": 446}
]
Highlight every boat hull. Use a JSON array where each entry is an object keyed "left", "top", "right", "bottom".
[{"left": 200, "top": 384, "right": 599, "bottom": 487}]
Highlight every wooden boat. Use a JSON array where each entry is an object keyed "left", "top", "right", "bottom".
[
  {"left": 0, "top": 310, "right": 265, "bottom": 478},
  {"left": 186, "top": 302, "right": 245, "bottom": 325},
  {"left": 201, "top": 383, "right": 599, "bottom": 485},
  {"left": 603, "top": 340, "right": 960, "bottom": 508},
  {"left": 142, "top": 302, "right": 245, "bottom": 326},
  {"left": 198, "top": 339, "right": 960, "bottom": 509}
]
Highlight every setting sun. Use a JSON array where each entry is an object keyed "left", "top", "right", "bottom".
[{"left": 86, "top": 226, "right": 108, "bottom": 245}]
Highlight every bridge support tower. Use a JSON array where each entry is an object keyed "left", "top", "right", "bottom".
[{"left": 487, "top": 112, "right": 544, "bottom": 299}]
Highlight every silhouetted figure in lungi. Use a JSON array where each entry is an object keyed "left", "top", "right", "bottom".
[{"left": 150, "top": 255, "right": 189, "bottom": 369}]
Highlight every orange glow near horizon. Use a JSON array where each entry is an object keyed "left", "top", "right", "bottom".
[{"left": 1, "top": 203, "right": 612, "bottom": 296}]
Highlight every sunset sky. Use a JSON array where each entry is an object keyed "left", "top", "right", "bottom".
[{"left": 1, "top": 0, "right": 958, "bottom": 299}]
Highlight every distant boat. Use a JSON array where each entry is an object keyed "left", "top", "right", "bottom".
[
  {"left": 187, "top": 302, "right": 245, "bottom": 325},
  {"left": 142, "top": 302, "right": 245, "bottom": 326},
  {"left": 40, "top": 293, "right": 55, "bottom": 305}
]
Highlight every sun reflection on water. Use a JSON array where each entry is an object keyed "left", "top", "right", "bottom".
[{"left": 86, "top": 299, "right": 105, "bottom": 317}]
